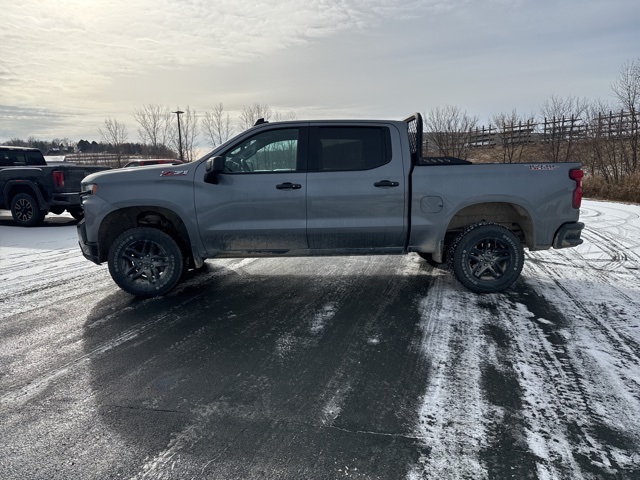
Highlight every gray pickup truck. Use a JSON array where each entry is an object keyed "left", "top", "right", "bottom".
[
  {"left": 0, "top": 146, "right": 109, "bottom": 226},
  {"left": 77, "top": 113, "right": 584, "bottom": 296}
]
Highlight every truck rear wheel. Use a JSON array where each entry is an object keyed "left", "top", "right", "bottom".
[
  {"left": 10, "top": 193, "right": 46, "bottom": 227},
  {"left": 450, "top": 223, "right": 523, "bottom": 293},
  {"left": 108, "top": 227, "right": 184, "bottom": 297}
]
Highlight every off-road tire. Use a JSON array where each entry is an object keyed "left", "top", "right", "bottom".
[
  {"left": 449, "top": 223, "right": 523, "bottom": 293},
  {"left": 108, "top": 227, "right": 184, "bottom": 297}
]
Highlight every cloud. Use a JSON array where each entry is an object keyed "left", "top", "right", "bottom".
[
  {"left": 0, "top": 105, "right": 73, "bottom": 140},
  {"left": 1, "top": 1, "right": 442, "bottom": 103},
  {"left": 2, "top": 0, "right": 639, "bottom": 141}
]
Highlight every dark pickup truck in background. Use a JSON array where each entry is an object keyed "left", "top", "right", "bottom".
[{"left": 0, "top": 146, "right": 109, "bottom": 226}]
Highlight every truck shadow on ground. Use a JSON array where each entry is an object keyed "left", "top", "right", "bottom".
[{"left": 82, "top": 260, "right": 433, "bottom": 478}]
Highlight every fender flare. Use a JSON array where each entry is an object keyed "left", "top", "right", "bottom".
[{"left": 3, "top": 179, "right": 49, "bottom": 210}]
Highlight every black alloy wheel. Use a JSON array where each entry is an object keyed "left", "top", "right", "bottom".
[
  {"left": 10, "top": 193, "right": 46, "bottom": 227},
  {"left": 108, "top": 227, "right": 184, "bottom": 296},
  {"left": 450, "top": 223, "right": 524, "bottom": 293}
]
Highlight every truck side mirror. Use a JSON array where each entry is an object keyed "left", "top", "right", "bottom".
[{"left": 204, "top": 156, "right": 224, "bottom": 184}]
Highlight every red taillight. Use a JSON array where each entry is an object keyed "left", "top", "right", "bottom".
[
  {"left": 569, "top": 169, "right": 583, "bottom": 209},
  {"left": 53, "top": 171, "right": 65, "bottom": 188}
]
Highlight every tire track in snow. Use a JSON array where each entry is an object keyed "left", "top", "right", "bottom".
[
  {"left": 499, "top": 289, "right": 613, "bottom": 479},
  {"left": 578, "top": 202, "right": 640, "bottom": 268},
  {"left": 504, "top": 284, "right": 640, "bottom": 478},
  {"left": 408, "top": 274, "right": 490, "bottom": 479},
  {"left": 513, "top": 200, "right": 640, "bottom": 477},
  {"left": 524, "top": 202, "right": 640, "bottom": 363},
  {"left": 526, "top": 256, "right": 640, "bottom": 365}
]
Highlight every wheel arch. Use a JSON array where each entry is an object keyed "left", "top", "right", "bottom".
[
  {"left": 97, "top": 206, "right": 192, "bottom": 264},
  {"left": 4, "top": 181, "right": 45, "bottom": 209},
  {"left": 445, "top": 201, "right": 534, "bottom": 248}
]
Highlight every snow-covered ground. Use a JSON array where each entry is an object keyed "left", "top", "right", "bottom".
[
  {"left": 1, "top": 199, "right": 639, "bottom": 479},
  {"left": 408, "top": 200, "right": 640, "bottom": 479}
]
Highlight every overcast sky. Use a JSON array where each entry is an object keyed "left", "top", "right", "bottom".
[{"left": 1, "top": 0, "right": 639, "bottom": 145}]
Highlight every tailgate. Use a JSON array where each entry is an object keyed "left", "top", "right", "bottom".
[{"left": 55, "top": 166, "right": 109, "bottom": 193}]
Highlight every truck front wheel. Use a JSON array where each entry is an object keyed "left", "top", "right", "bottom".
[
  {"left": 10, "top": 193, "right": 46, "bottom": 227},
  {"left": 108, "top": 227, "right": 184, "bottom": 297},
  {"left": 450, "top": 223, "right": 523, "bottom": 293}
]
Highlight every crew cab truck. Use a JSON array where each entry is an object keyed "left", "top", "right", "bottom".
[
  {"left": 77, "top": 113, "right": 584, "bottom": 296},
  {"left": 0, "top": 146, "right": 109, "bottom": 226}
]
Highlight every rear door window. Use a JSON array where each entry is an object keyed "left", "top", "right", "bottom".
[{"left": 310, "top": 127, "right": 391, "bottom": 171}]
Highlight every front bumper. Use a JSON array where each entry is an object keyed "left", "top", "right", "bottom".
[
  {"left": 553, "top": 222, "right": 584, "bottom": 249},
  {"left": 77, "top": 219, "right": 100, "bottom": 264}
]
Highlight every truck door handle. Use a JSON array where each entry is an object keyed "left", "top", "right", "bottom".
[
  {"left": 276, "top": 182, "right": 302, "bottom": 190},
  {"left": 374, "top": 180, "right": 399, "bottom": 188}
]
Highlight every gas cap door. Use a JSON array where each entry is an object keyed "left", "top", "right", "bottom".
[{"left": 420, "top": 196, "right": 444, "bottom": 213}]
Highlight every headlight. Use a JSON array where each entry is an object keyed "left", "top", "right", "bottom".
[{"left": 82, "top": 183, "right": 98, "bottom": 195}]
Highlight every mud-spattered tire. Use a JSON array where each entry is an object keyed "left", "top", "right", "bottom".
[
  {"left": 450, "top": 223, "right": 523, "bottom": 293},
  {"left": 10, "top": 193, "right": 46, "bottom": 227},
  {"left": 108, "top": 227, "right": 184, "bottom": 297}
]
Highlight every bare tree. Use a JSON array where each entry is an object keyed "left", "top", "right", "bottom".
[
  {"left": 612, "top": 58, "right": 640, "bottom": 112},
  {"left": 611, "top": 58, "right": 640, "bottom": 173},
  {"left": 273, "top": 110, "right": 298, "bottom": 122},
  {"left": 202, "top": 103, "right": 233, "bottom": 147},
  {"left": 583, "top": 99, "right": 625, "bottom": 181},
  {"left": 539, "top": 95, "right": 589, "bottom": 162},
  {"left": 171, "top": 106, "right": 199, "bottom": 162},
  {"left": 239, "top": 102, "right": 273, "bottom": 131},
  {"left": 133, "top": 104, "right": 173, "bottom": 154},
  {"left": 423, "top": 105, "right": 478, "bottom": 159},
  {"left": 492, "top": 110, "right": 535, "bottom": 163},
  {"left": 98, "top": 118, "right": 128, "bottom": 166}
]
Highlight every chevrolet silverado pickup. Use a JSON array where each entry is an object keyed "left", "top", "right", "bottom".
[
  {"left": 0, "top": 146, "right": 109, "bottom": 226},
  {"left": 77, "top": 113, "right": 584, "bottom": 296}
]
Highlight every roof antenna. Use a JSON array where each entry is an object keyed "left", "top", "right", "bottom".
[{"left": 254, "top": 118, "right": 267, "bottom": 126}]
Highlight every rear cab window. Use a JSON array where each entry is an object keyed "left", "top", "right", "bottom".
[{"left": 0, "top": 149, "right": 46, "bottom": 166}]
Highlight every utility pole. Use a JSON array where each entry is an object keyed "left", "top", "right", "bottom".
[{"left": 173, "top": 110, "right": 184, "bottom": 161}]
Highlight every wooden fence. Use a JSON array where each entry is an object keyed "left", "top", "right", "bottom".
[{"left": 468, "top": 109, "right": 637, "bottom": 149}]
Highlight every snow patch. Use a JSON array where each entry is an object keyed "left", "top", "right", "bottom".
[{"left": 311, "top": 302, "right": 337, "bottom": 334}]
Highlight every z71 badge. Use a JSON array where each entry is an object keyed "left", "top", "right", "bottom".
[{"left": 160, "top": 170, "right": 189, "bottom": 177}]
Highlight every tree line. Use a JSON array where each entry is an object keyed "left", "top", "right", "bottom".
[
  {"left": 3, "top": 102, "right": 296, "bottom": 166},
  {"left": 92, "top": 102, "right": 297, "bottom": 165},
  {"left": 4, "top": 58, "right": 638, "bottom": 198},
  {"left": 3, "top": 137, "right": 175, "bottom": 159}
]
